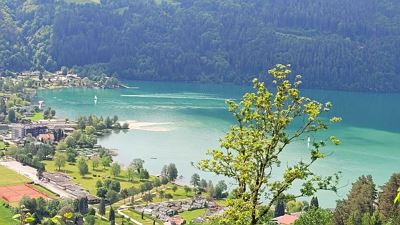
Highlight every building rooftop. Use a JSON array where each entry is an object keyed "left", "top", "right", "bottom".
[{"left": 272, "top": 214, "right": 300, "bottom": 225}]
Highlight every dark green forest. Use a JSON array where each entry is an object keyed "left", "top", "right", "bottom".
[{"left": 1, "top": 0, "right": 400, "bottom": 91}]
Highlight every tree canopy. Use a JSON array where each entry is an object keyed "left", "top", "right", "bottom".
[{"left": 1, "top": 0, "right": 400, "bottom": 91}]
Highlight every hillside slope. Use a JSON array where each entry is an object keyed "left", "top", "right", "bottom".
[{"left": 1, "top": 0, "right": 400, "bottom": 91}]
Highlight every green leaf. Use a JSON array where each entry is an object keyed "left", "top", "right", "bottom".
[
  {"left": 64, "top": 212, "right": 74, "bottom": 219},
  {"left": 394, "top": 188, "right": 400, "bottom": 203},
  {"left": 24, "top": 217, "right": 35, "bottom": 223}
]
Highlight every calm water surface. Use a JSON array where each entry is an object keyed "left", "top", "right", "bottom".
[{"left": 37, "top": 81, "right": 400, "bottom": 207}]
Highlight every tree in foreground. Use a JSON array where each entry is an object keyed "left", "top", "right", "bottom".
[
  {"left": 198, "top": 65, "right": 341, "bottom": 225},
  {"left": 294, "top": 208, "right": 333, "bottom": 225},
  {"left": 378, "top": 173, "right": 400, "bottom": 222},
  {"left": 333, "top": 175, "right": 376, "bottom": 225}
]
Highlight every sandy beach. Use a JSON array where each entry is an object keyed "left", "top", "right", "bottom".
[{"left": 121, "top": 120, "right": 173, "bottom": 132}]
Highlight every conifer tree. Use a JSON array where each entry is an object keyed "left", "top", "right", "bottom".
[
  {"left": 99, "top": 198, "right": 106, "bottom": 216},
  {"left": 274, "top": 199, "right": 285, "bottom": 218},
  {"left": 333, "top": 175, "right": 376, "bottom": 225},
  {"left": 109, "top": 206, "right": 115, "bottom": 225},
  {"left": 378, "top": 173, "right": 400, "bottom": 221},
  {"left": 310, "top": 196, "right": 319, "bottom": 208}
]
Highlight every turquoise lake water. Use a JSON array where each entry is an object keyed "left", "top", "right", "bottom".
[{"left": 37, "top": 81, "right": 400, "bottom": 207}]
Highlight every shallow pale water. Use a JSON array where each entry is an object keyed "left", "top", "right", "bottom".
[{"left": 37, "top": 81, "right": 400, "bottom": 207}]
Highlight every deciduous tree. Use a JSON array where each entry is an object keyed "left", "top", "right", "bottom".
[
  {"left": 198, "top": 65, "right": 341, "bottom": 225},
  {"left": 77, "top": 157, "right": 89, "bottom": 177},
  {"left": 92, "top": 156, "right": 100, "bottom": 170},
  {"left": 110, "top": 163, "right": 121, "bottom": 177},
  {"left": 294, "top": 208, "right": 333, "bottom": 225},
  {"left": 54, "top": 152, "right": 66, "bottom": 171}
]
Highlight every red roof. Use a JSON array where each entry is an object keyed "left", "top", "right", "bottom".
[
  {"left": 38, "top": 133, "right": 55, "bottom": 142},
  {"left": 275, "top": 214, "right": 299, "bottom": 225},
  {"left": 165, "top": 215, "right": 185, "bottom": 225}
]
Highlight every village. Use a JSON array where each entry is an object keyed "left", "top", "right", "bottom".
[
  {"left": 0, "top": 71, "right": 231, "bottom": 225},
  {"left": 0, "top": 70, "right": 310, "bottom": 225}
]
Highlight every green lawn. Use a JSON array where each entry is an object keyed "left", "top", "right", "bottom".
[
  {"left": 179, "top": 208, "right": 207, "bottom": 222},
  {"left": 0, "top": 140, "right": 6, "bottom": 150},
  {"left": 215, "top": 199, "right": 229, "bottom": 206},
  {"left": 32, "top": 184, "right": 59, "bottom": 199},
  {"left": 0, "top": 165, "right": 30, "bottom": 186},
  {"left": 100, "top": 206, "right": 136, "bottom": 225},
  {"left": 123, "top": 209, "right": 162, "bottom": 225},
  {"left": 151, "top": 184, "right": 194, "bottom": 203},
  {"left": 43, "top": 160, "right": 153, "bottom": 195},
  {"left": 30, "top": 112, "right": 43, "bottom": 122},
  {"left": 95, "top": 217, "right": 109, "bottom": 225},
  {"left": 0, "top": 201, "right": 16, "bottom": 225}
]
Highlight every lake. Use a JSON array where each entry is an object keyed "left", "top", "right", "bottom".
[{"left": 37, "top": 81, "right": 400, "bottom": 207}]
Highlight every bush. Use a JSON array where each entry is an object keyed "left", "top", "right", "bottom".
[
  {"left": 164, "top": 193, "right": 173, "bottom": 199},
  {"left": 294, "top": 208, "right": 333, "bottom": 225},
  {"left": 122, "top": 123, "right": 129, "bottom": 129}
]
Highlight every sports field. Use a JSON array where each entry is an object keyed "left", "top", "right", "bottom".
[
  {"left": 0, "top": 165, "right": 30, "bottom": 186},
  {"left": 0, "top": 184, "right": 48, "bottom": 203}
]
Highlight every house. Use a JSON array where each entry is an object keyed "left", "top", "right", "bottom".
[
  {"left": 10, "top": 124, "right": 48, "bottom": 139},
  {"left": 164, "top": 215, "right": 185, "bottom": 225},
  {"left": 37, "top": 133, "right": 55, "bottom": 142},
  {"left": 24, "top": 124, "right": 48, "bottom": 137},
  {"left": 10, "top": 124, "right": 24, "bottom": 139},
  {"left": 272, "top": 214, "right": 301, "bottom": 225}
]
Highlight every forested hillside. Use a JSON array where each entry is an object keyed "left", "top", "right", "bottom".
[{"left": 1, "top": 0, "right": 400, "bottom": 91}]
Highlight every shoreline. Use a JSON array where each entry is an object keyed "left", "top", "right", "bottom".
[{"left": 121, "top": 120, "right": 173, "bottom": 132}]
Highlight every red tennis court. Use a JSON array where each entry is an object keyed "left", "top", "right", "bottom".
[{"left": 0, "top": 184, "right": 48, "bottom": 203}]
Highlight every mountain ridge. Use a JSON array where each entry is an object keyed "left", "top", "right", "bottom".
[{"left": 1, "top": 0, "right": 400, "bottom": 92}]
